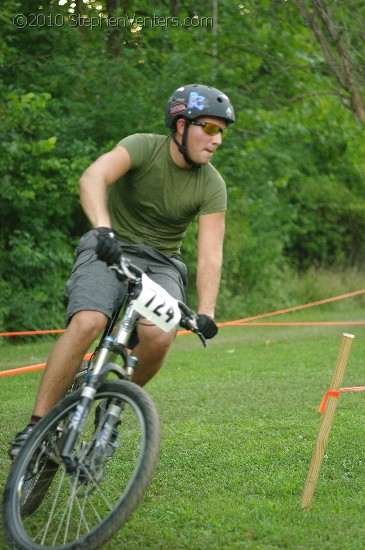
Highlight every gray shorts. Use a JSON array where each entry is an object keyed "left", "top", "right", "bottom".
[{"left": 65, "top": 231, "right": 188, "bottom": 325}]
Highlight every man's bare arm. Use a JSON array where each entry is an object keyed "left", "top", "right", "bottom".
[
  {"left": 196, "top": 211, "right": 225, "bottom": 318},
  {"left": 78, "top": 145, "right": 131, "bottom": 228}
]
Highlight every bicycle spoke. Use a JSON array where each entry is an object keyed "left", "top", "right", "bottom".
[
  {"left": 52, "top": 493, "right": 71, "bottom": 546},
  {"left": 38, "top": 468, "right": 67, "bottom": 545},
  {"left": 75, "top": 481, "right": 92, "bottom": 540},
  {"left": 62, "top": 474, "right": 79, "bottom": 546}
]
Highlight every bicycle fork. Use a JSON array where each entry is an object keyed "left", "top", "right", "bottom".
[
  {"left": 60, "top": 305, "right": 139, "bottom": 471},
  {"left": 60, "top": 388, "right": 98, "bottom": 471},
  {"left": 93, "top": 401, "right": 123, "bottom": 460}
]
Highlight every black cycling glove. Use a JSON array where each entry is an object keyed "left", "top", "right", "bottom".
[
  {"left": 95, "top": 227, "right": 122, "bottom": 266},
  {"left": 196, "top": 314, "right": 218, "bottom": 339}
]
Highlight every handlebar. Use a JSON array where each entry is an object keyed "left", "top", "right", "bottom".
[
  {"left": 178, "top": 301, "right": 207, "bottom": 347},
  {"left": 110, "top": 255, "right": 144, "bottom": 280},
  {"left": 109, "top": 253, "right": 207, "bottom": 347}
]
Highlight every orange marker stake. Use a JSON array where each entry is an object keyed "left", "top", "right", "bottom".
[{"left": 301, "top": 333, "right": 354, "bottom": 511}]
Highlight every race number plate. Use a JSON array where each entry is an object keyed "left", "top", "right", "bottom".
[{"left": 134, "top": 273, "right": 181, "bottom": 332}]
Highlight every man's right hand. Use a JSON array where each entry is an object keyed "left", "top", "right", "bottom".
[{"left": 95, "top": 227, "right": 122, "bottom": 266}]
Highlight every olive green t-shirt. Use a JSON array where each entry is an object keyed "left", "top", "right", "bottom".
[{"left": 107, "top": 133, "right": 227, "bottom": 256}]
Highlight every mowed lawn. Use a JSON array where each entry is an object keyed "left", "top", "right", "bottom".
[{"left": 1, "top": 301, "right": 365, "bottom": 549}]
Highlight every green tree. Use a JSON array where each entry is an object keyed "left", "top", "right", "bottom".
[
  {"left": 2, "top": 0, "right": 365, "bottom": 328},
  {"left": 293, "top": 0, "right": 365, "bottom": 126},
  {"left": 0, "top": 89, "right": 97, "bottom": 330}
]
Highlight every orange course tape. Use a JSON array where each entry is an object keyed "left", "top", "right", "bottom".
[
  {"left": 0, "top": 353, "right": 93, "bottom": 377},
  {"left": 2, "top": 288, "right": 365, "bottom": 376},
  {"left": 0, "top": 329, "right": 65, "bottom": 337},
  {"left": 224, "top": 288, "right": 365, "bottom": 326},
  {"left": 0, "top": 362, "right": 47, "bottom": 377},
  {"left": 2, "top": 288, "right": 365, "bottom": 337}
]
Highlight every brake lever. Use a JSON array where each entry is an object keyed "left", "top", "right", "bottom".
[
  {"left": 109, "top": 255, "right": 142, "bottom": 281},
  {"left": 180, "top": 311, "right": 207, "bottom": 348},
  {"left": 196, "top": 330, "right": 207, "bottom": 348}
]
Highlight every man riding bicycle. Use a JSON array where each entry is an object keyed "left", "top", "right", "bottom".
[{"left": 9, "top": 83, "right": 235, "bottom": 458}]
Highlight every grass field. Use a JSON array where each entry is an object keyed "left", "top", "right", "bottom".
[{"left": 1, "top": 299, "right": 365, "bottom": 549}]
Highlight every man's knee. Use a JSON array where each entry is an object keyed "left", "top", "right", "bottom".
[
  {"left": 136, "top": 322, "right": 175, "bottom": 357},
  {"left": 68, "top": 310, "right": 109, "bottom": 342}
]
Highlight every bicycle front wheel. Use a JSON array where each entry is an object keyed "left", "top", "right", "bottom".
[{"left": 3, "top": 380, "right": 160, "bottom": 550}]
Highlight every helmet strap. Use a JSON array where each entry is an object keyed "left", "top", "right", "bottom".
[{"left": 171, "top": 121, "right": 201, "bottom": 170}]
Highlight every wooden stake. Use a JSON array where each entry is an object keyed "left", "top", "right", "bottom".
[{"left": 301, "top": 333, "right": 354, "bottom": 511}]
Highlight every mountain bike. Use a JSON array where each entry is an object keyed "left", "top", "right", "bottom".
[{"left": 2, "top": 252, "right": 207, "bottom": 550}]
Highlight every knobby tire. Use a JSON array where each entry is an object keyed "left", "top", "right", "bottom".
[{"left": 3, "top": 380, "right": 160, "bottom": 550}]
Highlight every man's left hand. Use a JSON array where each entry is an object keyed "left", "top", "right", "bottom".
[{"left": 196, "top": 314, "right": 218, "bottom": 339}]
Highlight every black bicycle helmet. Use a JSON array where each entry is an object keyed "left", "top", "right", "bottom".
[
  {"left": 166, "top": 84, "right": 235, "bottom": 129},
  {"left": 165, "top": 84, "right": 235, "bottom": 167}
]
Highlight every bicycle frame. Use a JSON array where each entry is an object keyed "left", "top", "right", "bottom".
[{"left": 90, "top": 277, "right": 142, "bottom": 380}]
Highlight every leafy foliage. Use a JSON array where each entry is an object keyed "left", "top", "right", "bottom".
[
  {"left": 0, "top": 89, "right": 97, "bottom": 330},
  {"left": 1, "top": 0, "right": 365, "bottom": 329}
]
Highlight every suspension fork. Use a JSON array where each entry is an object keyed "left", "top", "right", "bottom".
[
  {"left": 60, "top": 385, "right": 98, "bottom": 470},
  {"left": 60, "top": 335, "right": 116, "bottom": 468},
  {"left": 60, "top": 297, "right": 140, "bottom": 468}
]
